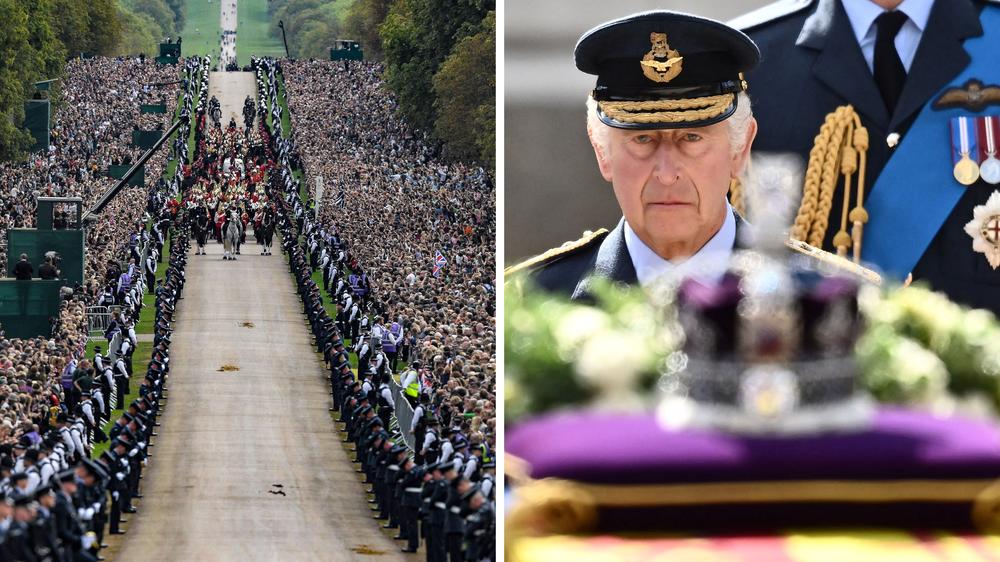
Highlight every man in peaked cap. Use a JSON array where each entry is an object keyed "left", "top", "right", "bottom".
[{"left": 506, "top": 11, "right": 760, "bottom": 298}]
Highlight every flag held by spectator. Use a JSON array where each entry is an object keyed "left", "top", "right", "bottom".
[{"left": 433, "top": 250, "right": 447, "bottom": 277}]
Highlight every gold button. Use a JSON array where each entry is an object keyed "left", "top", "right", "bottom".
[{"left": 887, "top": 132, "right": 900, "bottom": 148}]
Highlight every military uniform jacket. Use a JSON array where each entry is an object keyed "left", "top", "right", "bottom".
[
  {"left": 402, "top": 469, "right": 423, "bottom": 508},
  {"left": 509, "top": 214, "right": 748, "bottom": 299},
  {"left": 445, "top": 485, "right": 465, "bottom": 535},
  {"left": 740, "top": 0, "right": 1000, "bottom": 312},
  {"left": 53, "top": 493, "right": 83, "bottom": 553},
  {"left": 430, "top": 480, "right": 449, "bottom": 526}
]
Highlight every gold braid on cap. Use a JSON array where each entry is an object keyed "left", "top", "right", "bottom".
[
  {"left": 792, "top": 105, "right": 870, "bottom": 263},
  {"left": 599, "top": 93, "right": 734, "bottom": 124}
]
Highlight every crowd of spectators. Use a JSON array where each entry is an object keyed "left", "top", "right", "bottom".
[
  {"left": 280, "top": 59, "right": 497, "bottom": 453},
  {"left": 0, "top": 56, "right": 180, "bottom": 442},
  {"left": 0, "top": 57, "right": 177, "bottom": 277},
  {"left": 0, "top": 53, "right": 201, "bottom": 559},
  {"left": 256, "top": 56, "right": 495, "bottom": 560}
]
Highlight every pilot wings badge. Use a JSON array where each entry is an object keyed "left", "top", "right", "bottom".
[
  {"left": 964, "top": 190, "right": 1000, "bottom": 270},
  {"left": 640, "top": 32, "right": 683, "bottom": 83},
  {"left": 933, "top": 79, "right": 1000, "bottom": 112}
]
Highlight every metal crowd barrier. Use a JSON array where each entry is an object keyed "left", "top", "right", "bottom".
[
  {"left": 87, "top": 306, "right": 112, "bottom": 339},
  {"left": 390, "top": 380, "right": 416, "bottom": 450}
]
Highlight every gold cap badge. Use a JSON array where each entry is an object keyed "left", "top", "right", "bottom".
[{"left": 640, "top": 32, "right": 683, "bottom": 83}]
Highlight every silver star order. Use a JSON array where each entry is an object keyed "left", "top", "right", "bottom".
[{"left": 964, "top": 190, "right": 1000, "bottom": 270}]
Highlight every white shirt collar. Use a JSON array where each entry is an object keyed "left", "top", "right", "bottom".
[
  {"left": 842, "top": 0, "right": 934, "bottom": 42},
  {"left": 623, "top": 202, "right": 737, "bottom": 287},
  {"left": 843, "top": 0, "right": 934, "bottom": 39},
  {"left": 841, "top": 0, "right": 934, "bottom": 73}
]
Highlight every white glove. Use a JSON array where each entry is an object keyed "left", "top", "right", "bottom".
[
  {"left": 129, "top": 448, "right": 138, "bottom": 457},
  {"left": 116, "top": 472, "right": 125, "bottom": 481},
  {"left": 112, "top": 491, "right": 119, "bottom": 501},
  {"left": 81, "top": 534, "right": 95, "bottom": 550}
]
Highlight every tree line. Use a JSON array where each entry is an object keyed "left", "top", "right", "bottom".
[
  {"left": 0, "top": 0, "right": 185, "bottom": 161},
  {"left": 269, "top": 0, "right": 495, "bottom": 167}
]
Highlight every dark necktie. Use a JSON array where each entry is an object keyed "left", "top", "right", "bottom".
[{"left": 873, "top": 10, "right": 909, "bottom": 114}]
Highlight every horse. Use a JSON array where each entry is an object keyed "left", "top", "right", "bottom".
[
  {"left": 258, "top": 209, "right": 275, "bottom": 255},
  {"left": 222, "top": 217, "right": 241, "bottom": 260}
]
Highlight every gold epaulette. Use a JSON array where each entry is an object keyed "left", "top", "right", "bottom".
[{"left": 504, "top": 228, "right": 609, "bottom": 279}]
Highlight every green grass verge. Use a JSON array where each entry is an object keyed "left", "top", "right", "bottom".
[
  {"left": 180, "top": 0, "right": 222, "bottom": 60},
  {"left": 235, "top": 0, "right": 286, "bottom": 65}
]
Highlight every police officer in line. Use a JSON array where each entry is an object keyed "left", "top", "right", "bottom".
[{"left": 738, "top": 0, "right": 1000, "bottom": 313}]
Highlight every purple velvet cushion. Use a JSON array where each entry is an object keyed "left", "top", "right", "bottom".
[{"left": 507, "top": 408, "right": 1000, "bottom": 484}]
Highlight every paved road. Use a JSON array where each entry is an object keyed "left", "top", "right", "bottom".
[
  {"left": 113, "top": 238, "right": 412, "bottom": 560},
  {"left": 208, "top": 71, "right": 254, "bottom": 127}
]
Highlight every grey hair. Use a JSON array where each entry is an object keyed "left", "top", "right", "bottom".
[{"left": 586, "top": 92, "right": 754, "bottom": 161}]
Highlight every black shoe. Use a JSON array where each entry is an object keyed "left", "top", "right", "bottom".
[
  {"left": 100, "top": 543, "right": 109, "bottom": 548},
  {"left": 401, "top": 547, "right": 417, "bottom": 553},
  {"left": 133, "top": 494, "right": 144, "bottom": 499},
  {"left": 111, "top": 530, "right": 126, "bottom": 535},
  {"left": 373, "top": 514, "right": 386, "bottom": 520},
  {"left": 392, "top": 535, "right": 404, "bottom": 540},
  {"left": 124, "top": 508, "right": 137, "bottom": 513},
  {"left": 382, "top": 523, "right": 396, "bottom": 529}
]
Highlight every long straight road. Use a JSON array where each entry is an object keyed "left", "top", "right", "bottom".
[{"left": 114, "top": 234, "right": 411, "bottom": 561}]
